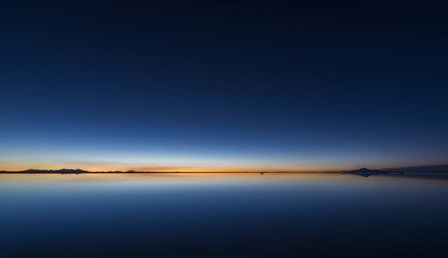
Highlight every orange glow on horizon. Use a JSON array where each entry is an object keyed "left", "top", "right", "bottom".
[{"left": 0, "top": 161, "right": 353, "bottom": 173}]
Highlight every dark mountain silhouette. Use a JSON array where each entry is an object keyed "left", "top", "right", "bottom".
[
  {"left": 345, "top": 168, "right": 389, "bottom": 177},
  {"left": 22, "top": 169, "right": 89, "bottom": 174},
  {"left": 344, "top": 165, "right": 448, "bottom": 177},
  {"left": 0, "top": 165, "right": 448, "bottom": 175}
]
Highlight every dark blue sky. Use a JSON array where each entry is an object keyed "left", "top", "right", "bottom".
[{"left": 1, "top": 1, "right": 447, "bottom": 171}]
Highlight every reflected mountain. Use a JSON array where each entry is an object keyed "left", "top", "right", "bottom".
[
  {"left": 345, "top": 165, "right": 448, "bottom": 178},
  {"left": 345, "top": 168, "right": 389, "bottom": 177}
]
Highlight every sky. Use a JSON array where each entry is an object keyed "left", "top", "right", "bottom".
[{"left": 1, "top": 1, "right": 448, "bottom": 171}]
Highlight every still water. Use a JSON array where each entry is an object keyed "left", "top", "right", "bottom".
[{"left": 1, "top": 173, "right": 447, "bottom": 258}]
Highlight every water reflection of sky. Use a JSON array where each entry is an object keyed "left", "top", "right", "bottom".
[{"left": 1, "top": 173, "right": 448, "bottom": 258}]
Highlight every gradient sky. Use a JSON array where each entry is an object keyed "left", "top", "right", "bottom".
[{"left": 1, "top": 1, "right": 448, "bottom": 171}]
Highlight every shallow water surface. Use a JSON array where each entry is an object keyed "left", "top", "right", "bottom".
[{"left": 1, "top": 173, "right": 447, "bottom": 257}]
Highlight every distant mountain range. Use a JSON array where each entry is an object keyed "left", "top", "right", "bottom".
[
  {"left": 1, "top": 165, "right": 448, "bottom": 174},
  {"left": 345, "top": 165, "right": 448, "bottom": 177},
  {"left": 344, "top": 168, "right": 388, "bottom": 177},
  {"left": 0, "top": 169, "right": 132, "bottom": 174}
]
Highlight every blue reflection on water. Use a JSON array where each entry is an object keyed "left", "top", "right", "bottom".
[{"left": 1, "top": 173, "right": 448, "bottom": 257}]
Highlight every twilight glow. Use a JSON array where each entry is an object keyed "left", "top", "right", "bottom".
[{"left": 1, "top": 2, "right": 448, "bottom": 172}]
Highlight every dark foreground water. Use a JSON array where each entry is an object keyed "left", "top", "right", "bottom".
[{"left": 1, "top": 173, "right": 448, "bottom": 258}]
